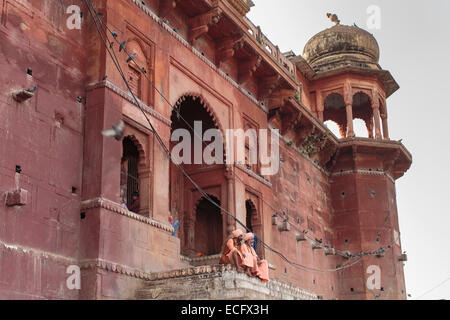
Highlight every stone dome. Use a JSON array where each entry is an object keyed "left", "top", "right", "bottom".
[{"left": 303, "top": 24, "right": 380, "bottom": 71}]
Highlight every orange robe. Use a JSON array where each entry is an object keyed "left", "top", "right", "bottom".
[
  {"left": 247, "top": 244, "right": 269, "bottom": 282},
  {"left": 219, "top": 238, "right": 243, "bottom": 265},
  {"left": 240, "top": 242, "right": 255, "bottom": 269}
]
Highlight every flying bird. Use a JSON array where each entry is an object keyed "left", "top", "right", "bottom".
[{"left": 102, "top": 120, "right": 125, "bottom": 141}]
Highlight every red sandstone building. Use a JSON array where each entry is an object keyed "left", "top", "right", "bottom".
[{"left": 0, "top": 0, "right": 411, "bottom": 300}]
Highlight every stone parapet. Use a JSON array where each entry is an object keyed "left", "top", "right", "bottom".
[{"left": 135, "top": 264, "right": 320, "bottom": 300}]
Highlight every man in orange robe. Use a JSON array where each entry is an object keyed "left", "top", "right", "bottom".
[
  {"left": 219, "top": 229, "right": 245, "bottom": 273},
  {"left": 242, "top": 233, "right": 269, "bottom": 282}
]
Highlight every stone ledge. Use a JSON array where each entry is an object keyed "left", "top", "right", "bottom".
[
  {"left": 80, "top": 197, "right": 174, "bottom": 233},
  {"left": 85, "top": 80, "right": 172, "bottom": 126},
  {"left": 136, "top": 264, "right": 320, "bottom": 300}
]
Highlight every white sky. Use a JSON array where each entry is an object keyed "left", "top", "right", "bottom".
[{"left": 248, "top": 0, "right": 450, "bottom": 300}]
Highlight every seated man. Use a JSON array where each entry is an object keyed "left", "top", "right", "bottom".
[
  {"left": 242, "top": 233, "right": 269, "bottom": 282},
  {"left": 219, "top": 229, "right": 245, "bottom": 273},
  {"left": 128, "top": 191, "right": 140, "bottom": 214}
]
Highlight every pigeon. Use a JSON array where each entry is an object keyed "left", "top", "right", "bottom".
[
  {"left": 162, "top": 19, "right": 170, "bottom": 24},
  {"left": 126, "top": 53, "right": 137, "bottom": 63},
  {"left": 26, "top": 86, "right": 37, "bottom": 93},
  {"left": 111, "top": 31, "right": 118, "bottom": 39},
  {"left": 102, "top": 120, "right": 125, "bottom": 141},
  {"left": 119, "top": 40, "right": 127, "bottom": 52}
]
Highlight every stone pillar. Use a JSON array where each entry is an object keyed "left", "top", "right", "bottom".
[
  {"left": 184, "top": 215, "right": 196, "bottom": 254},
  {"left": 372, "top": 91, "right": 382, "bottom": 140},
  {"left": 344, "top": 84, "right": 355, "bottom": 138},
  {"left": 381, "top": 100, "right": 390, "bottom": 140},
  {"left": 225, "top": 166, "right": 235, "bottom": 233},
  {"left": 316, "top": 91, "right": 324, "bottom": 122},
  {"left": 344, "top": 104, "right": 355, "bottom": 138}
]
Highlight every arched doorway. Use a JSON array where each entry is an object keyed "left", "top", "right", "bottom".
[
  {"left": 121, "top": 137, "right": 140, "bottom": 210},
  {"left": 169, "top": 94, "right": 228, "bottom": 257},
  {"left": 245, "top": 198, "right": 264, "bottom": 258},
  {"left": 194, "top": 196, "right": 223, "bottom": 256},
  {"left": 246, "top": 200, "right": 254, "bottom": 232}
]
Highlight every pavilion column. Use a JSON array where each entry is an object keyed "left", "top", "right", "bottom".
[
  {"left": 381, "top": 114, "right": 390, "bottom": 140},
  {"left": 372, "top": 91, "right": 382, "bottom": 139},
  {"left": 345, "top": 104, "right": 355, "bottom": 137},
  {"left": 316, "top": 91, "right": 324, "bottom": 122},
  {"left": 381, "top": 99, "right": 390, "bottom": 140},
  {"left": 344, "top": 84, "right": 355, "bottom": 137}
]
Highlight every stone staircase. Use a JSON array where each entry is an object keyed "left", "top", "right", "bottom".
[{"left": 135, "top": 264, "right": 320, "bottom": 300}]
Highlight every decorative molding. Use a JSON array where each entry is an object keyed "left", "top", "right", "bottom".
[
  {"left": 0, "top": 240, "right": 77, "bottom": 264},
  {"left": 85, "top": 80, "right": 171, "bottom": 126},
  {"left": 79, "top": 258, "right": 155, "bottom": 280},
  {"left": 331, "top": 169, "right": 395, "bottom": 183},
  {"left": 80, "top": 197, "right": 174, "bottom": 233}
]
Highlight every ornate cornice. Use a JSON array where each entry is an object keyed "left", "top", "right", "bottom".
[
  {"left": 85, "top": 80, "right": 172, "bottom": 127},
  {"left": 331, "top": 169, "right": 395, "bottom": 183},
  {"left": 79, "top": 258, "right": 155, "bottom": 280},
  {"left": 80, "top": 197, "right": 174, "bottom": 233}
]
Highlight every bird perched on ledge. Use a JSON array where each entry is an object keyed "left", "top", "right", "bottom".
[{"left": 327, "top": 13, "right": 340, "bottom": 25}]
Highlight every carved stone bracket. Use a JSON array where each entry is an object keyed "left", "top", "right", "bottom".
[
  {"left": 188, "top": 8, "right": 223, "bottom": 42},
  {"left": 258, "top": 75, "right": 280, "bottom": 101},
  {"left": 216, "top": 34, "right": 243, "bottom": 66},
  {"left": 159, "top": 0, "right": 177, "bottom": 18},
  {"left": 238, "top": 55, "right": 262, "bottom": 86}
]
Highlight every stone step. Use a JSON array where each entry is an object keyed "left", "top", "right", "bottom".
[{"left": 135, "top": 264, "right": 320, "bottom": 300}]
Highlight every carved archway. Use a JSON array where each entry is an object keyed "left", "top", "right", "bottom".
[
  {"left": 352, "top": 92, "right": 374, "bottom": 138},
  {"left": 170, "top": 94, "right": 228, "bottom": 257},
  {"left": 324, "top": 93, "right": 347, "bottom": 138},
  {"left": 172, "top": 92, "right": 228, "bottom": 162},
  {"left": 121, "top": 133, "right": 151, "bottom": 217}
]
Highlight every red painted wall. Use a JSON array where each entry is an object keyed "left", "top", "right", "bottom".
[{"left": 0, "top": 0, "right": 409, "bottom": 300}]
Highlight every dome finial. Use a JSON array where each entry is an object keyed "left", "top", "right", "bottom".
[{"left": 326, "top": 13, "right": 340, "bottom": 25}]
